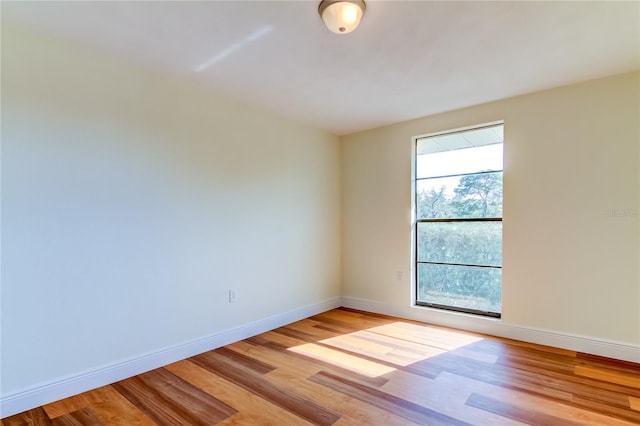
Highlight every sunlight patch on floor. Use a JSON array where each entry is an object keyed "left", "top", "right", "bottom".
[
  {"left": 319, "top": 330, "right": 447, "bottom": 367},
  {"left": 288, "top": 320, "right": 486, "bottom": 375},
  {"left": 288, "top": 343, "right": 396, "bottom": 377},
  {"left": 368, "top": 322, "right": 484, "bottom": 351},
  {"left": 317, "top": 322, "right": 484, "bottom": 367}
]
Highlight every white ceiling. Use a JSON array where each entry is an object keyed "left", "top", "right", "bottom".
[{"left": 3, "top": 1, "right": 639, "bottom": 135}]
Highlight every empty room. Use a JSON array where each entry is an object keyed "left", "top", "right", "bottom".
[{"left": 1, "top": 1, "right": 639, "bottom": 424}]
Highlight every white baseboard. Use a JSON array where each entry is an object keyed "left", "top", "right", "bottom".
[
  {"left": 0, "top": 297, "right": 342, "bottom": 418},
  {"left": 341, "top": 296, "right": 640, "bottom": 363}
]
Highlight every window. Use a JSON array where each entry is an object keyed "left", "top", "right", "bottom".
[{"left": 414, "top": 123, "right": 503, "bottom": 318}]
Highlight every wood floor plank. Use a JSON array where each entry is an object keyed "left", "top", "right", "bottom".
[
  {"left": 1, "top": 408, "right": 52, "bottom": 426},
  {"left": 414, "top": 350, "right": 592, "bottom": 402},
  {"left": 466, "top": 393, "right": 584, "bottom": 426},
  {"left": 267, "top": 331, "right": 444, "bottom": 380},
  {"left": 212, "top": 346, "right": 276, "bottom": 375},
  {"left": 309, "top": 370, "right": 472, "bottom": 426},
  {"left": 574, "top": 364, "right": 640, "bottom": 389},
  {"left": 228, "top": 339, "right": 390, "bottom": 388},
  {"left": 245, "top": 328, "right": 432, "bottom": 385},
  {"left": 42, "top": 392, "right": 91, "bottom": 419},
  {"left": 214, "top": 412, "right": 304, "bottom": 425},
  {"left": 313, "top": 324, "right": 352, "bottom": 334},
  {"left": 570, "top": 395, "right": 640, "bottom": 424},
  {"left": 50, "top": 407, "right": 103, "bottom": 426},
  {"left": 497, "top": 352, "right": 640, "bottom": 398},
  {"left": 489, "top": 336, "right": 578, "bottom": 357},
  {"left": 286, "top": 340, "right": 397, "bottom": 377},
  {"left": 435, "top": 370, "right": 638, "bottom": 426},
  {"left": 497, "top": 345, "right": 579, "bottom": 375},
  {"left": 630, "top": 396, "right": 640, "bottom": 411},
  {"left": 112, "top": 368, "right": 236, "bottom": 425},
  {"left": 366, "top": 321, "right": 484, "bottom": 351},
  {"left": 311, "top": 310, "right": 387, "bottom": 331},
  {"left": 577, "top": 353, "right": 640, "bottom": 372},
  {"left": 378, "top": 368, "right": 526, "bottom": 425},
  {"left": 321, "top": 329, "right": 448, "bottom": 365},
  {"left": 264, "top": 365, "right": 422, "bottom": 426},
  {"left": 258, "top": 329, "right": 308, "bottom": 348},
  {"left": 75, "top": 386, "right": 156, "bottom": 426},
  {"left": 494, "top": 349, "right": 640, "bottom": 412},
  {"left": 273, "top": 325, "right": 330, "bottom": 344},
  {"left": 191, "top": 349, "right": 341, "bottom": 426},
  {"left": 164, "top": 360, "right": 313, "bottom": 426},
  {"left": 42, "top": 384, "right": 154, "bottom": 425},
  {"left": 448, "top": 345, "right": 500, "bottom": 364}
]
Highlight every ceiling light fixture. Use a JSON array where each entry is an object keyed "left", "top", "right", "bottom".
[{"left": 318, "top": 0, "right": 366, "bottom": 34}]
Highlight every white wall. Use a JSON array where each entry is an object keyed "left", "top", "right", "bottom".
[
  {"left": 341, "top": 72, "right": 639, "bottom": 357},
  {"left": 1, "top": 24, "right": 341, "bottom": 398}
]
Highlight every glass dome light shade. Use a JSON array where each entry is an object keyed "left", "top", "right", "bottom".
[{"left": 319, "top": 0, "right": 366, "bottom": 34}]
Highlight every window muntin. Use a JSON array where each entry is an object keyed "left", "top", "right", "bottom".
[{"left": 415, "top": 124, "right": 503, "bottom": 318}]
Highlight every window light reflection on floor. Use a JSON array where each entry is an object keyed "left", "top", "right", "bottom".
[
  {"left": 288, "top": 343, "right": 397, "bottom": 377},
  {"left": 288, "top": 321, "right": 484, "bottom": 377}
]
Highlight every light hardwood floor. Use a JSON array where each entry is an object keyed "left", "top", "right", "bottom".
[{"left": 2, "top": 308, "right": 639, "bottom": 425}]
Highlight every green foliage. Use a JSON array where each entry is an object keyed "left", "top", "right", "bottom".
[
  {"left": 416, "top": 185, "right": 453, "bottom": 219},
  {"left": 417, "top": 171, "right": 503, "bottom": 219},
  {"left": 453, "top": 173, "right": 503, "bottom": 217},
  {"left": 417, "top": 264, "right": 502, "bottom": 312},
  {"left": 416, "top": 171, "right": 503, "bottom": 313}
]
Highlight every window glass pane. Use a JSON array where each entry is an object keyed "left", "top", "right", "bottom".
[
  {"left": 416, "top": 125, "right": 503, "bottom": 155},
  {"left": 417, "top": 222, "right": 502, "bottom": 267},
  {"left": 416, "top": 171, "right": 503, "bottom": 219},
  {"left": 416, "top": 143, "right": 503, "bottom": 179},
  {"left": 417, "top": 263, "right": 501, "bottom": 313}
]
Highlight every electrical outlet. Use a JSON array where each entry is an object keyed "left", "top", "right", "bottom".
[
  {"left": 228, "top": 289, "right": 238, "bottom": 303},
  {"left": 395, "top": 270, "right": 404, "bottom": 281}
]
